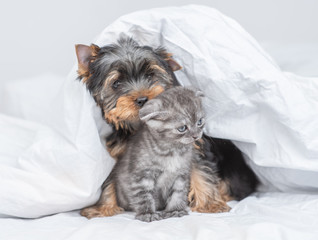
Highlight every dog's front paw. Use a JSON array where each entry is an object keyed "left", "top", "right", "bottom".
[
  {"left": 80, "top": 206, "right": 103, "bottom": 219},
  {"left": 191, "top": 202, "right": 231, "bottom": 213},
  {"left": 135, "top": 212, "right": 163, "bottom": 222},
  {"left": 162, "top": 210, "right": 188, "bottom": 219},
  {"left": 80, "top": 205, "right": 123, "bottom": 219},
  {"left": 212, "top": 203, "right": 231, "bottom": 213}
]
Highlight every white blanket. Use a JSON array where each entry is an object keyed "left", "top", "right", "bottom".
[
  {"left": 1, "top": 192, "right": 318, "bottom": 240},
  {"left": 0, "top": 5, "right": 318, "bottom": 239}
]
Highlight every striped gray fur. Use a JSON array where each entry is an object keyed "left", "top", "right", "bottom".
[{"left": 110, "top": 86, "right": 205, "bottom": 222}]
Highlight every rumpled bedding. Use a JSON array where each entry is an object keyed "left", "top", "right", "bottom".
[{"left": 1, "top": 5, "right": 318, "bottom": 240}]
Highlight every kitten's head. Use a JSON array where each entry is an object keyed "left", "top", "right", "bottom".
[{"left": 139, "top": 86, "right": 205, "bottom": 145}]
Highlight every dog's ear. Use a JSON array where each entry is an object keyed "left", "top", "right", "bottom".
[
  {"left": 139, "top": 99, "right": 168, "bottom": 122},
  {"left": 75, "top": 44, "right": 100, "bottom": 79},
  {"left": 166, "top": 57, "right": 182, "bottom": 72},
  {"left": 155, "top": 48, "right": 182, "bottom": 72}
]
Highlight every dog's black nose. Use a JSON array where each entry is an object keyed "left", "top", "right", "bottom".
[{"left": 136, "top": 97, "right": 148, "bottom": 107}]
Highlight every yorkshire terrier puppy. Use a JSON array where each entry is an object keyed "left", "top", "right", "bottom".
[{"left": 75, "top": 37, "right": 258, "bottom": 218}]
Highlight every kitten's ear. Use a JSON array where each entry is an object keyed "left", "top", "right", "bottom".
[
  {"left": 139, "top": 99, "right": 167, "bottom": 122},
  {"left": 195, "top": 90, "right": 205, "bottom": 98}
]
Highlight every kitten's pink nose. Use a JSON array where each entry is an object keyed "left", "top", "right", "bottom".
[{"left": 192, "top": 135, "right": 200, "bottom": 140}]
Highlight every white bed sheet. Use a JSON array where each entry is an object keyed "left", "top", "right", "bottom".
[
  {"left": 1, "top": 5, "right": 318, "bottom": 240},
  {"left": 1, "top": 192, "right": 318, "bottom": 240}
]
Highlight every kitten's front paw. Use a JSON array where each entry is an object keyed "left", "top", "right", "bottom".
[
  {"left": 162, "top": 210, "right": 188, "bottom": 219},
  {"left": 135, "top": 212, "right": 163, "bottom": 222}
]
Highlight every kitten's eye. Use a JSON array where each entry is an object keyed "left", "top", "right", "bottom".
[
  {"left": 112, "top": 80, "right": 121, "bottom": 89},
  {"left": 197, "top": 118, "right": 204, "bottom": 127},
  {"left": 177, "top": 125, "right": 188, "bottom": 132}
]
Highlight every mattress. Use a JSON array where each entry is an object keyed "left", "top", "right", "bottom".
[{"left": 1, "top": 5, "right": 318, "bottom": 240}]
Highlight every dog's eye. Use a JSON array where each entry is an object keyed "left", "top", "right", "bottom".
[
  {"left": 177, "top": 125, "right": 188, "bottom": 133},
  {"left": 145, "top": 73, "right": 154, "bottom": 80},
  {"left": 112, "top": 80, "right": 121, "bottom": 89}
]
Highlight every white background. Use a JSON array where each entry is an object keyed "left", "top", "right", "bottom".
[{"left": 0, "top": 0, "right": 317, "bottom": 82}]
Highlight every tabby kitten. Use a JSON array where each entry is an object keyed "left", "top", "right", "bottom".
[{"left": 110, "top": 86, "right": 206, "bottom": 222}]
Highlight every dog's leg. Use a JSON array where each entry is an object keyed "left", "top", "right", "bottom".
[
  {"left": 188, "top": 140, "right": 231, "bottom": 213},
  {"left": 106, "top": 130, "right": 129, "bottom": 161},
  {"left": 188, "top": 165, "right": 231, "bottom": 213},
  {"left": 80, "top": 131, "right": 129, "bottom": 219},
  {"left": 80, "top": 182, "right": 123, "bottom": 219}
]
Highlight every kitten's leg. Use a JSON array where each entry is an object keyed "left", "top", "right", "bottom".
[
  {"left": 80, "top": 181, "right": 123, "bottom": 219},
  {"left": 162, "top": 176, "right": 189, "bottom": 219},
  {"left": 130, "top": 171, "right": 163, "bottom": 222}
]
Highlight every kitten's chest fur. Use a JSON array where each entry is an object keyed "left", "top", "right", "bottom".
[
  {"left": 143, "top": 133, "right": 192, "bottom": 184},
  {"left": 151, "top": 151, "right": 191, "bottom": 208},
  {"left": 158, "top": 151, "right": 189, "bottom": 171},
  {"left": 155, "top": 151, "right": 190, "bottom": 182}
]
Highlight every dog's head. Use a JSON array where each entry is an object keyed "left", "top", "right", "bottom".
[{"left": 75, "top": 37, "right": 182, "bottom": 132}]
